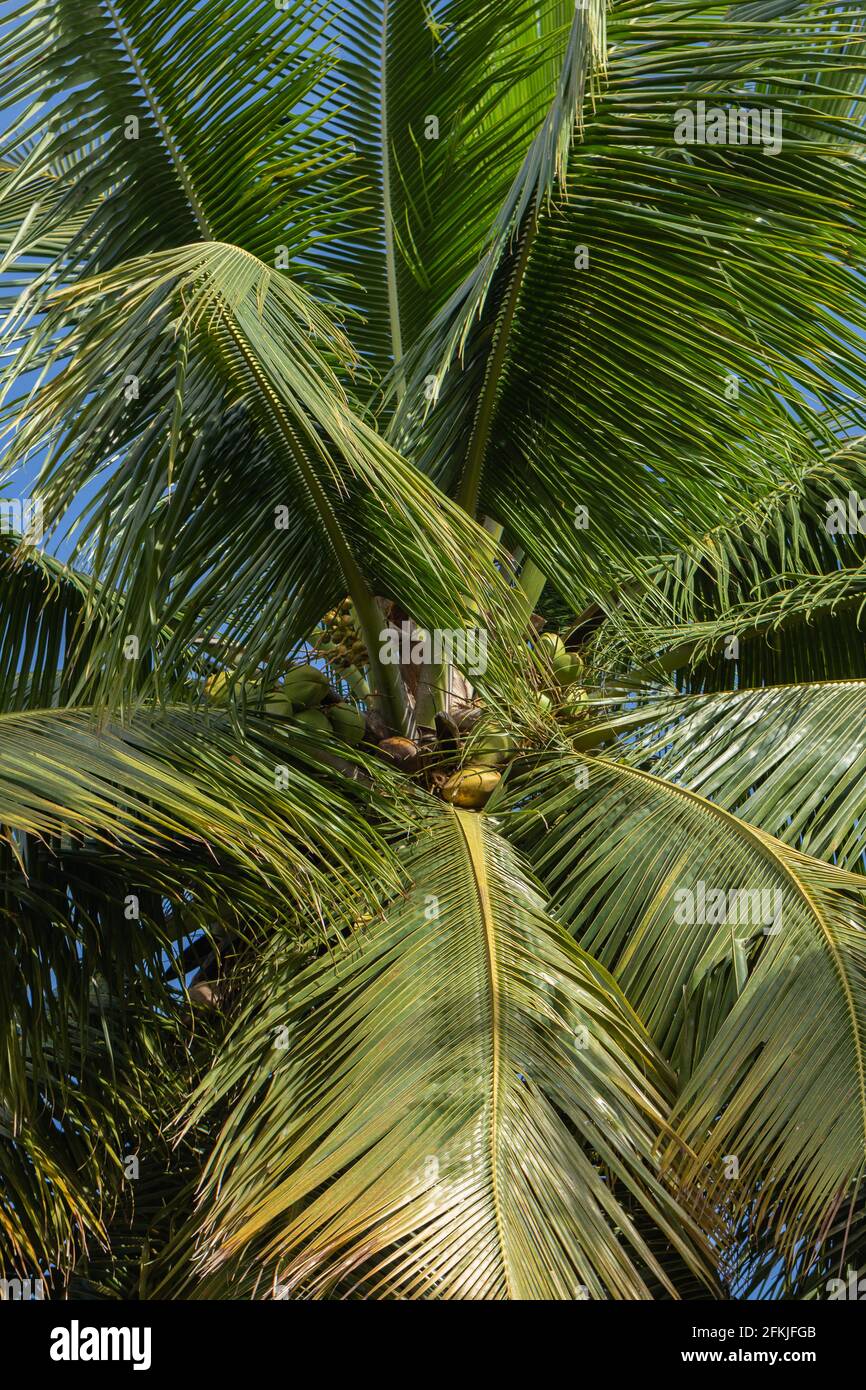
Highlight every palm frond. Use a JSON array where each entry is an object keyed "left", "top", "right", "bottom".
[
  {"left": 616, "top": 681, "right": 866, "bottom": 872},
  {"left": 1, "top": 241, "right": 529, "bottom": 713},
  {"left": 590, "top": 439, "right": 866, "bottom": 686},
  {"left": 0, "top": 702, "right": 403, "bottom": 1279},
  {"left": 393, "top": 0, "right": 866, "bottom": 608},
  {"left": 318, "top": 1, "right": 602, "bottom": 379},
  {"left": 0, "top": 535, "right": 104, "bottom": 709},
  {"left": 180, "top": 803, "right": 716, "bottom": 1300},
  {"left": 0, "top": 0, "right": 347, "bottom": 274},
  {"left": 503, "top": 750, "right": 866, "bottom": 1264},
  {"left": 0, "top": 705, "right": 397, "bottom": 914}
]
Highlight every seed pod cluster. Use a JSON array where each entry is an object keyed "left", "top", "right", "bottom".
[
  {"left": 535, "top": 631, "right": 590, "bottom": 723},
  {"left": 316, "top": 598, "right": 368, "bottom": 673}
]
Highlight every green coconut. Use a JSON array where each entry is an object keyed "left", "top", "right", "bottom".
[
  {"left": 552, "top": 651, "right": 583, "bottom": 687},
  {"left": 538, "top": 631, "right": 565, "bottom": 661},
  {"left": 293, "top": 707, "right": 333, "bottom": 735},
  {"left": 328, "top": 702, "right": 366, "bottom": 746},
  {"left": 264, "top": 690, "right": 294, "bottom": 717},
  {"left": 474, "top": 727, "right": 516, "bottom": 767},
  {"left": 563, "top": 690, "right": 590, "bottom": 717},
  {"left": 282, "top": 663, "right": 329, "bottom": 708}
]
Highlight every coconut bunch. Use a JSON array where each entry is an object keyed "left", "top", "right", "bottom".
[
  {"left": 264, "top": 664, "right": 366, "bottom": 745},
  {"left": 536, "top": 631, "right": 589, "bottom": 717},
  {"left": 430, "top": 712, "right": 518, "bottom": 810},
  {"left": 438, "top": 740, "right": 507, "bottom": 809},
  {"left": 372, "top": 645, "right": 589, "bottom": 811},
  {"left": 202, "top": 624, "right": 587, "bottom": 812},
  {"left": 416, "top": 628, "right": 592, "bottom": 810},
  {"left": 204, "top": 657, "right": 367, "bottom": 746}
]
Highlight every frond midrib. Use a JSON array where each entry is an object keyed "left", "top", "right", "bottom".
[
  {"left": 99, "top": 0, "right": 213, "bottom": 238},
  {"left": 452, "top": 806, "right": 513, "bottom": 1301},
  {"left": 378, "top": 0, "right": 403, "bottom": 373}
]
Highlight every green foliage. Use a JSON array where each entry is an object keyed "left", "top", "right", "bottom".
[{"left": 3, "top": 0, "right": 866, "bottom": 1300}]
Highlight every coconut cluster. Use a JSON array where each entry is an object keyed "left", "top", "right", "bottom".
[
  {"left": 264, "top": 664, "right": 366, "bottom": 745},
  {"left": 204, "top": 623, "right": 587, "bottom": 814},
  {"left": 538, "top": 630, "right": 583, "bottom": 685},
  {"left": 537, "top": 631, "right": 589, "bottom": 718}
]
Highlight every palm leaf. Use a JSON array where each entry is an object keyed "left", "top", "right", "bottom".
[
  {"left": 2, "top": 241, "right": 528, "bottom": 715},
  {"left": 616, "top": 681, "right": 866, "bottom": 872},
  {"left": 0, "top": 0, "right": 347, "bottom": 272},
  {"left": 0, "top": 535, "right": 103, "bottom": 709},
  {"left": 320, "top": 1, "right": 602, "bottom": 380},
  {"left": 503, "top": 750, "right": 866, "bottom": 1263},
  {"left": 180, "top": 803, "right": 716, "bottom": 1300},
  {"left": 589, "top": 439, "right": 866, "bottom": 687},
  {"left": 0, "top": 702, "right": 402, "bottom": 1277},
  {"left": 393, "top": 0, "right": 866, "bottom": 606}
]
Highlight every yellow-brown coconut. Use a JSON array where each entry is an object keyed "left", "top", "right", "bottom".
[
  {"left": 441, "top": 765, "right": 501, "bottom": 809},
  {"left": 378, "top": 736, "right": 420, "bottom": 771}
]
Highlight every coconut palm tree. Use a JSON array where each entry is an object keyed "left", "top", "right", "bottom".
[{"left": 2, "top": 0, "right": 866, "bottom": 1300}]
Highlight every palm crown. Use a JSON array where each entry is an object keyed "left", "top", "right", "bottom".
[{"left": 2, "top": 0, "right": 866, "bottom": 1300}]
